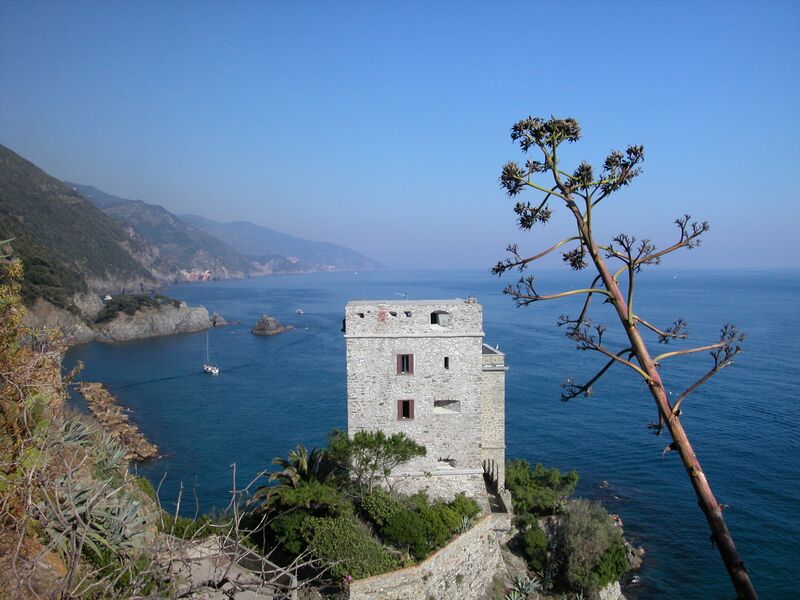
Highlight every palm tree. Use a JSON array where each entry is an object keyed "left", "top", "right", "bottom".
[{"left": 253, "top": 445, "right": 336, "bottom": 505}]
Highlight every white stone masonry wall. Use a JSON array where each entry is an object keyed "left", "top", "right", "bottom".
[{"left": 347, "top": 514, "right": 510, "bottom": 600}]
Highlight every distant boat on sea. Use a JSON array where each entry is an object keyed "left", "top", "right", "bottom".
[
  {"left": 203, "top": 331, "right": 219, "bottom": 375},
  {"left": 296, "top": 309, "right": 304, "bottom": 315}
]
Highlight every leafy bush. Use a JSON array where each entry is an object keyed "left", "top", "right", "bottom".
[
  {"left": 360, "top": 488, "right": 403, "bottom": 527},
  {"left": 519, "top": 524, "right": 549, "bottom": 574},
  {"left": 416, "top": 504, "right": 453, "bottom": 550},
  {"left": 270, "top": 480, "right": 348, "bottom": 515},
  {"left": 271, "top": 511, "right": 310, "bottom": 555},
  {"left": 505, "top": 459, "right": 578, "bottom": 516},
  {"left": 303, "top": 515, "right": 397, "bottom": 579},
  {"left": 383, "top": 508, "right": 430, "bottom": 560},
  {"left": 593, "top": 539, "right": 630, "bottom": 588},
  {"left": 554, "top": 499, "right": 628, "bottom": 594},
  {"left": 448, "top": 492, "right": 481, "bottom": 521}
]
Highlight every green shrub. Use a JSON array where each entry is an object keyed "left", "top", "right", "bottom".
[
  {"left": 505, "top": 459, "right": 578, "bottom": 516},
  {"left": 271, "top": 480, "right": 347, "bottom": 515},
  {"left": 304, "top": 515, "right": 397, "bottom": 579},
  {"left": 360, "top": 488, "right": 403, "bottom": 527},
  {"left": 554, "top": 499, "right": 627, "bottom": 593},
  {"left": 432, "top": 502, "right": 461, "bottom": 533},
  {"left": 448, "top": 493, "right": 481, "bottom": 520},
  {"left": 519, "top": 524, "right": 549, "bottom": 574},
  {"left": 383, "top": 508, "right": 430, "bottom": 560},
  {"left": 593, "top": 539, "right": 629, "bottom": 588},
  {"left": 417, "top": 504, "right": 452, "bottom": 549},
  {"left": 271, "top": 511, "right": 310, "bottom": 555}
]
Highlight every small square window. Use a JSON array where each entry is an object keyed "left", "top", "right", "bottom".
[
  {"left": 430, "top": 310, "right": 452, "bottom": 327},
  {"left": 397, "top": 353, "right": 414, "bottom": 375},
  {"left": 397, "top": 399, "right": 414, "bottom": 420}
]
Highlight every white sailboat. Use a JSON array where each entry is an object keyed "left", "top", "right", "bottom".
[{"left": 203, "top": 331, "right": 219, "bottom": 375}]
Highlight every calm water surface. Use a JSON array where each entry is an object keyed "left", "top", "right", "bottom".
[{"left": 64, "top": 269, "right": 800, "bottom": 599}]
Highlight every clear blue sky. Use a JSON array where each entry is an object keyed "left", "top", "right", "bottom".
[{"left": 1, "top": 1, "right": 798, "bottom": 269}]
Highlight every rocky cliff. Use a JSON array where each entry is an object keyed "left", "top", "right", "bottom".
[
  {"left": 95, "top": 304, "right": 212, "bottom": 343},
  {"left": 23, "top": 298, "right": 214, "bottom": 345}
]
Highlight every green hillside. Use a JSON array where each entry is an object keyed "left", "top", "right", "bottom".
[
  {"left": 0, "top": 145, "right": 155, "bottom": 307},
  {"left": 69, "top": 183, "right": 252, "bottom": 278}
]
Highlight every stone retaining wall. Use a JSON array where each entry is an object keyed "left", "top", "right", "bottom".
[{"left": 348, "top": 513, "right": 510, "bottom": 600}]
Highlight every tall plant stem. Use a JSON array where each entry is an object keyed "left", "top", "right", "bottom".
[{"left": 574, "top": 207, "right": 757, "bottom": 599}]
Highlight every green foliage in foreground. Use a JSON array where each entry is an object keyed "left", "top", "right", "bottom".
[
  {"left": 251, "top": 433, "right": 483, "bottom": 581},
  {"left": 359, "top": 489, "right": 481, "bottom": 561},
  {"left": 505, "top": 459, "right": 578, "bottom": 516},
  {"left": 303, "top": 515, "right": 398, "bottom": 579}
]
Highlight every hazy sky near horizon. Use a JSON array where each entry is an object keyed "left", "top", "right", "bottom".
[{"left": 1, "top": 1, "right": 798, "bottom": 270}]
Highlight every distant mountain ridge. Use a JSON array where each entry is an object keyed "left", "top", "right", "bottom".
[
  {"left": 68, "top": 183, "right": 253, "bottom": 280},
  {"left": 0, "top": 144, "right": 155, "bottom": 307},
  {"left": 0, "top": 143, "right": 380, "bottom": 316},
  {"left": 181, "top": 214, "right": 381, "bottom": 273}
]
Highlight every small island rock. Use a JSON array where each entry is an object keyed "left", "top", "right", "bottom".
[{"left": 251, "top": 314, "right": 293, "bottom": 336}]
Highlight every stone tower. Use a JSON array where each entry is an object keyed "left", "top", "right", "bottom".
[{"left": 344, "top": 298, "right": 506, "bottom": 508}]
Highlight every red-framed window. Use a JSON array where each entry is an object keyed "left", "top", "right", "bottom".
[
  {"left": 397, "top": 399, "right": 415, "bottom": 420},
  {"left": 397, "top": 353, "right": 414, "bottom": 375}
]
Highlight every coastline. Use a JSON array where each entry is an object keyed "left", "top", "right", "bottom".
[
  {"left": 24, "top": 298, "right": 221, "bottom": 347},
  {"left": 76, "top": 382, "right": 158, "bottom": 461}
]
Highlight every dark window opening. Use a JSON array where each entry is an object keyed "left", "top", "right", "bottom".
[
  {"left": 397, "top": 353, "right": 414, "bottom": 374},
  {"left": 430, "top": 310, "right": 452, "bottom": 327},
  {"left": 444, "top": 356, "right": 450, "bottom": 370},
  {"left": 433, "top": 399, "right": 461, "bottom": 414},
  {"left": 357, "top": 312, "right": 365, "bottom": 318},
  {"left": 404, "top": 311, "right": 412, "bottom": 317},
  {"left": 397, "top": 399, "right": 414, "bottom": 420}
]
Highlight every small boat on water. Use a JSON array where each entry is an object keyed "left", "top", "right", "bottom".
[
  {"left": 203, "top": 363, "right": 219, "bottom": 376},
  {"left": 296, "top": 309, "right": 304, "bottom": 315},
  {"left": 203, "top": 331, "right": 219, "bottom": 375}
]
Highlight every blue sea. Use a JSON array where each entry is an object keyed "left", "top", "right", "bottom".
[{"left": 64, "top": 269, "right": 800, "bottom": 599}]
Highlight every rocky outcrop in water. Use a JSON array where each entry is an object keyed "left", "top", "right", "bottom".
[
  {"left": 76, "top": 382, "right": 158, "bottom": 461},
  {"left": 23, "top": 297, "right": 220, "bottom": 346},
  {"left": 95, "top": 304, "right": 212, "bottom": 343},
  {"left": 251, "top": 314, "right": 293, "bottom": 336}
]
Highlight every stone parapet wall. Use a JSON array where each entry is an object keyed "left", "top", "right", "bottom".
[
  {"left": 347, "top": 513, "right": 510, "bottom": 600},
  {"left": 344, "top": 299, "right": 483, "bottom": 338}
]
